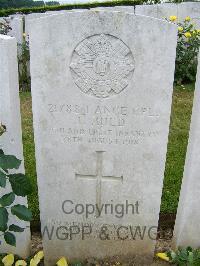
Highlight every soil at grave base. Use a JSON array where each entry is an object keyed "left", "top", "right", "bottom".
[{"left": 31, "top": 228, "right": 172, "bottom": 266}]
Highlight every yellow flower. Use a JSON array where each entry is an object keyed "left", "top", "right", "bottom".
[
  {"left": 2, "top": 254, "right": 14, "bottom": 266},
  {"left": 34, "top": 251, "right": 44, "bottom": 261},
  {"left": 156, "top": 253, "right": 170, "bottom": 262},
  {"left": 184, "top": 32, "right": 192, "bottom": 38},
  {"left": 185, "top": 16, "right": 191, "bottom": 21},
  {"left": 29, "top": 259, "right": 39, "bottom": 266},
  {"left": 29, "top": 251, "right": 44, "bottom": 266},
  {"left": 56, "top": 257, "right": 68, "bottom": 266},
  {"left": 197, "top": 29, "right": 200, "bottom": 33},
  {"left": 15, "top": 260, "right": 27, "bottom": 266},
  {"left": 169, "top": 15, "right": 177, "bottom": 22},
  {"left": 178, "top": 26, "right": 183, "bottom": 32}
]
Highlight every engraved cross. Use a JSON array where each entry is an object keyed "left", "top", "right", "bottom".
[{"left": 75, "top": 151, "right": 123, "bottom": 214}]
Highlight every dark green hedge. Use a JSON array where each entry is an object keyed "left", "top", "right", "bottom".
[{"left": 0, "top": 0, "right": 147, "bottom": 17}]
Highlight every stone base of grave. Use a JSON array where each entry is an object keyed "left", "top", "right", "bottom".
[{"left": 31, "top": 231, "right": 172, "bottom": 265}]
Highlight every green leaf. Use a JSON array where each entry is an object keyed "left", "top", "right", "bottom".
[
  {"left": 179, "top": 248, "right": 188, "bottom": 261},
  {"left": 9, "top": 174, "right": 32, "bottom": 196},
  {"left": 0, "top": 154, "right": 21, "bottom": 170},
  {"left": 188, "top": 252, "right": 194, "bottom": 263},
  {"left": 187, "top": 246, "right": 193, "bottom": 252},
  {"left": 71, "top": 262, "right": 83, "bottom": 266},
  {"left": 4, "top": 232, "right": 16, "bottom": 246},
  {"left": 0, "top": 207, "right": 8, "bottom": 232},
  {"left": 11, "top": 204, "right": 32, "bottom": 221},
  {"left": 0, "top": 192, "right": 15, "bottom": 207},
  {"left": 0, "top": 170, "right": 6, "bottom": 188},
  {"left": 9, "top": 224, "right": 25, "bottom": 232}
]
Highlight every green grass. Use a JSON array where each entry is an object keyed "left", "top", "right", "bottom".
[
  {"left": 161, "top": 83, "right": 194, "bottom": 213},
  {"left": 19, "top": 84, "right": 195, "bottom": 221},
  {"left": 20, "top": 92, "right": 39, "bottom": 221}
]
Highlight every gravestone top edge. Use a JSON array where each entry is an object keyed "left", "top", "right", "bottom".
[
  {"left": 28, "top": 10, "right": 178, "bottom": 29},
  {"left": 0, "top": 34, "right": 15, "bottom": 40}
]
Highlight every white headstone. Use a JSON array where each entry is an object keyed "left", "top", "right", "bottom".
[
  {"left": 25, "top": 11, "right": 84, "bottom": 38},
  {"left": 8, "top": 17, "right": 24, "bottom": 45},
  {"left": 25, "top": 13, "right": 47, "bottom": 39},
  {"left": 177, "top": 2, "right": 200, "bottom": 23},
  {"left": 90, "top": 7, "right": 117, "bottom": 11},
  {"left": 173, "top": 52, "right": 200, "bottom": 248},
  {"left": 0, "top": 35, "right": 30, "bottom": 257},
  {"left": 90, "top": 6, "right": 134, "bottom": 13},
  {"left": 157, "top": 3, "right": 178, "bottom": 20},
  {"left": 135, "top": 4, "right": 158, "bottom": 18},
  {"left": 114, "top": 6, "right": 134, "bottom": 12},
  {"left": 136, "top": 2, "right": 200, "bottom": 25},
  {"left": 29, "top": 11, "right": 177, "bottom": 265}
]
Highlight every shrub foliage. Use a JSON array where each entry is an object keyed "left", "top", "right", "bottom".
[{"left": 0, "top": 125, "right": 32, "bottom": 247}]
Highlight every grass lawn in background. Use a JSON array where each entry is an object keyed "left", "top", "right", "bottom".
[
  {"left": 20, "top": 93, "right": 38, "bottom": 221},
  {"left": 20, "top": 84, "right": 195, "bottom": 221},
  {"left": 161, "top": 83, "right": 194, "bottom": 213}
]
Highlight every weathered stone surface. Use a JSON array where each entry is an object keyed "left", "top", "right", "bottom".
[
  {"left": 90, "top": 6, "right": 134, "bottom": 13},
  {"left": 25, "top": 13, "right": 47, "bottom": 38},
  {"left": 135, "top": 2, "right": 200, "bottom": 25},
  {"left": 135, "top": 3, "right": 178, "bottom": 20},
  {"left": 157, "top": 3, "right": 178, "bottom": 20},
  {"left": 177, "top": 2, "right": 200, "bottom": 22},
  {"left": 25, "top": 10, "right": 85, "bottom": 38},
  {"left": 114, "top": 6, "right": 134, "bottom": 12},
  {"left": 135, "top": 4, "right": 158, "bottom": 18},
  {"left": 173, "top": 52, "right": 200, "bottom": 248},
  {"left": 8, "top": 17, "right": 23, "bottom": 45},
  {"left": 0, "top": 35, "right": 30, "bottom": 257},
  {"left": 29, "top": 11, "right": 177, "bottom": 265},
  {"left": 0, "top": 17, "right": 23, "bottom": 44}
]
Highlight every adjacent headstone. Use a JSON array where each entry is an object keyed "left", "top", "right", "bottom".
[
  {"left": 8, "top": 17, "right": 24, "bottom": 45},
  {"left": 90, "top": 7, "right": 117, "bottom": 11},
  {"left": 29, "top": 11, "right": 177, "bottom": 265},
  {"left": 173, "top": 52, "right": 200, "bottom": 248},
  {"left": 90, "top": 6, "right": 134, "bottom": 13},
  {"left": 136, "top": 3, "right": 177, "bottom": 20},
  {"left": 0, "top": 17, "right": 23, "bottom": 45},
  {"left": 114, "top": 6, "right": 134, "bottom": 12},
  {"left": 177, "top": 2, "right": 200, "bottom": 23},
  {"left": 157, "top": 3, "right": 178, "bottom": 20},
  {"left": 135, "top": 4, "right": 158, "bottom": 18},
  {"left": 25, "top": 10, "right": 84, "bottom": 39},
  {"left": 136, "top": 2, "right": 200, "bottom": 25},
  {"left": 0, "top": 35, "right": 30, "bottom": 257},
  {"left": 25, "top": 13, "right": 47, "bottom": 40}
]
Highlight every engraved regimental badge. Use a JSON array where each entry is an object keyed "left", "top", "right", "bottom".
[{"left": 70, "top": 34, "right": 135, "bottom": 98}]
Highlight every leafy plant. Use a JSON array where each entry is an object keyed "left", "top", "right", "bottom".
[
  {"left": 0, "top": 19, "right": 12, "bottom": 35},
  {"left": 0, "top": 124, "right": 32, "bottom": 247},
  {"left": 168, "top": 16, "right": 200, "bottom": 84},
  {"left": 157, "top": 247, "right": 200, "bottom": 265},
  {"left": 18, "top": 39, "right": 31, "bottom": 92},
  {"left": 167, "top": 247, "right": 200, "bottom": 265}
]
